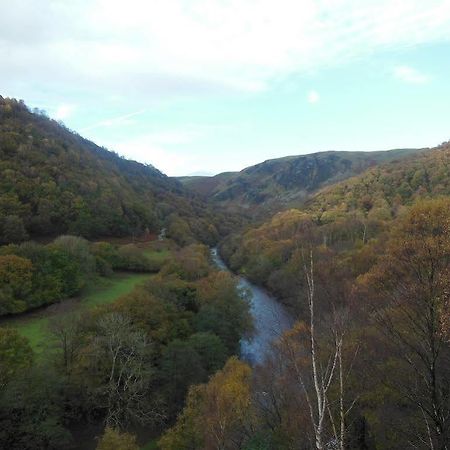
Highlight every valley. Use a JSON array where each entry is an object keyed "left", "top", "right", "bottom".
[
  {"left": 2, "top": 0, "right": 450, "bottom": 448},
  {"left": 0, "top": 98, "right": 449, "bottom": 449}
]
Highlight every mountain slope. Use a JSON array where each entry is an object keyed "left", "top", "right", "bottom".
[
  {"left": 180, "top": 149, "right": 426, "bottom": 213},
  {"left": 306, "top": 140, "right": 450, "bottom": 221},
  {"left": 0, "top": 97, "right": 218, "bottom": 244},
  {"left": 219, "top": 140, "right": 450, "bottom": 306}
]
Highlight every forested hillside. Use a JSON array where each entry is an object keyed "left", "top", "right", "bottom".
[
  {"left": 0, "top": 96, "right": 253, "bottom": 450},
  {"left": 1, "top": 95, "right": 449, "bottom": 449},
  {"left": 180, "top": 148, "right": 425, "bottom": 214},
  {"left": 212, "top": 141, "right": 450, "bottom": 448},
  {"left": 307, "top": 141, "right": 450, "bottom": 221},
  {"left": 220, "top": 141, "right": 450, "bottom": 305},
  {"left": 0, "top": 97, "right": 237, "bottom": 246}
]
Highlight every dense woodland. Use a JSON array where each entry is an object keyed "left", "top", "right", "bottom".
[
  {"left": 0, "top": 99, "right": 449, "bottom": 449},
  {"left": 216, "top": 143, "right": 450, "bottom": 449},
  {"left": 0, "top": 242, "right": 252, "bottom": 449},
  {"left": 0, "top": 236, "right": 166, "bottom": 315},
  {"left": 0, "top": 97, "right": 242, "bottom": 246}
]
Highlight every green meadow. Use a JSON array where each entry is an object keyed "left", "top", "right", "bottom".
[{"left": 5, "top": 273, "right": 151, "bottom": 353}]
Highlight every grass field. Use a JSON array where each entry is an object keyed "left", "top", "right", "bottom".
[
  {"left": 144, "top": 247, "right": 171, "bottom": 263},
  {"left": 5, "top": 273, "right": 151, "bottom": 353},
  {"left": 141, "top": 440, "right": 158, "bottom": 450}
]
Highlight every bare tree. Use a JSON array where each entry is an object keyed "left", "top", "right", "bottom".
[
  {"left": 49, "top": 312, "right": 83, "bottom": 375},
  {"left": 279, "top": 251, "right": 357, "bottom": 450},
  {"left": 92, "top": 313, "right": 157, "bottom": 428}
]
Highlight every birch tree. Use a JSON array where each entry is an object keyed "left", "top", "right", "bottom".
[{"left": 280, "top": 250, "right": 355, "bottom": 450}]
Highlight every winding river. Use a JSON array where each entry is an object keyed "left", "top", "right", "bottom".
[{"left": 211, "top": 248, "right": 294, "bottom": 365}]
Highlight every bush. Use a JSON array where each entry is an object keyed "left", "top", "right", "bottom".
[{"left": 116, "top": 244, "right": 154, "bottom": 272}]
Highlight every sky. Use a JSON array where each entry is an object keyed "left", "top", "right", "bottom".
[{"left": 1, "top": 1, "right": 450, "bottom": 176}]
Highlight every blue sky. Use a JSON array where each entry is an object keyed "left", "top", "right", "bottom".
[{"left": 1, "top": 1, "right": 450, "bottom": 176}]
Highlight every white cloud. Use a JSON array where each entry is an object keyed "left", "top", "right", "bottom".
[
  {"left": 98, "top": 124, "right": 220, "bottom": 175},
  {"left": 1, "top": 0, "right": 450, "bottom": 98},
  {"left": 107, "top": 135, "right": 198, "bottom": 176},
  {"left": 393, "top": 65, "right": 430, "bottom": 84},
  {"left": 53, "top": 104, "right": 75, "bottom": 120},
  {"left": 307, "top": 90, "right": 320, "bottom": 104},
  {"left": 80, "top": 109, "right": 147, "bottom": 132}
]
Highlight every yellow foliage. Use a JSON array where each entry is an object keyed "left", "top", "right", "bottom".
[
  {"left": 159, "top": 357, "right": 253, "bottom": 450},
  {"left": 96, "top": 427, "right": 139, "bottom": 450}
]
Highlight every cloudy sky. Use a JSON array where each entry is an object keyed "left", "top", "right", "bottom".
[{"left": 1, "top": 0, "right": 450, "bottom": 176}]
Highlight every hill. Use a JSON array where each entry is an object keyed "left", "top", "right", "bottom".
[
  {"left": 216, "top": 141, "right": 450, "bottom": 449},
  {"left": 305, "top": 140, "right": 450, "bottom": 222},
  {"left": 179, "top": 149, "right": 426, "bottom": 213},
  {"left": 178, "top": 172, "right": 236, "bottom": 197},
  {"left": 0, "top": 97, "right": 225, "bottom": 245},
  {"left": 220, "top": 140, "right": 450, "bottom": 302}
]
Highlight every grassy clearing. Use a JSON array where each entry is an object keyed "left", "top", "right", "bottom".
[
  {"left": 144, "top": 248, "right": 171, "bottom": 263},
  {"left": 141, "top": 440, "right": 158, "bottom": 450},
  {"left": 6, "top": 273, "right": 151, "bottom": 353},
  {"left": 82, "top": 273, "right": 150, "bottom": 308},
  {"left": 1, "top": 244, "right": 171, "bottom": 355}
]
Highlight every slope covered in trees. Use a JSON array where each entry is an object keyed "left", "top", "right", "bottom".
[
  {"left": 1, "top": 93, "right": 449, "bottom": 448},
  {"left": 0, "top": 96, "right": 253, "bottom": 448},
  {"left": 307, "top": 140, "right": 450, "bottom": 223},
  {"left": 166, "top": 199, "right": 450, "bottom": 447},
  {"left": 214, "top": 142, "right": 450, "bottom": 449},
  {"left": 220, "top": 141, "right": 450, "bottom": 302},
  {"left": 0, "top": 97, "right": 235, "bottom": 245},
  {"left": 180, "top": 148, "right": 425, "bottom": 214}
]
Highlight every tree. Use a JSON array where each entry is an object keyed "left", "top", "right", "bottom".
[
  {"left": 161, "top": 339, "right": 205, "bottom": 408},
  {"left": 96, "top": 427, "right": 139, "bottom": 450},
  {"left": 117, "top": 244, "right": 153, "bottom": 272},
  {"left": 91, "top": 241, "right": 120, "bottom": 275},
  {"left": 48, "top": 313, "right": 83, "bottom": 375},
  {"left": 88, "top": 313, "right": 155, "bottom": 428},
  {"left": 195, "top": 271, "right": 252, "bottom": 354},
  {"left": 52, "top": 235, "right": 96, "bottom": 277},
  {"left": 442, "top": 299, "right": 450, "bottom": 343},
  {"left": 0, "top": 254, "right": 33, "bottom": 314},
  {"left": 0, "top": 327, "right": 33, "bottom": 389},
  {"left": 158, "top": 384, "right": 205, "bottom": 450},
  {"left": 187, "top": 332, "right": 227, "bottom": 374},
  {"left": 1, "top": 215, "right": 28, "bottom": 243},
  {"left": 110, "top": 287, "right": 192, "bottom": 346},
  {"left": 160, "top": 244, "right": 211, "bottom": 281},
  {"left": 45, "top": 245, "right": 86, "bottom": 297},
  {"left": 0, "top": 240, "right": 92, "bottom": 313},
  {"left": 159, "top": 357, "right": 253, "bottom": 450},
  {"left": 278, "top": 251, "right": 353, "bottom": 450},
  {"left": 0, "top": 366, "right": 73, "bottom": 449},
  {"left": 361, "top": 198, "right": 450, "bottom": 448}
]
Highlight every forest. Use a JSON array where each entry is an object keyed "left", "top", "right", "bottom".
[
  {"left": 0, "top": 99, "right": 449, "bottom": 449},
  {"left": 0, "top": 97, "right": 242, "bottom": 246},
  {"left": 216, "top": 143, "right": 450, "bottom": 448}
]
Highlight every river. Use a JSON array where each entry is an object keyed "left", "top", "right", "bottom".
[{"left": 211, "top": 248, "right": 294, "bottom": 365}]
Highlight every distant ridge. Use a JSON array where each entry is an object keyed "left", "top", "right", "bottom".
[{"left": 179, "top": 148, "right": 426, "bottom": 213}]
